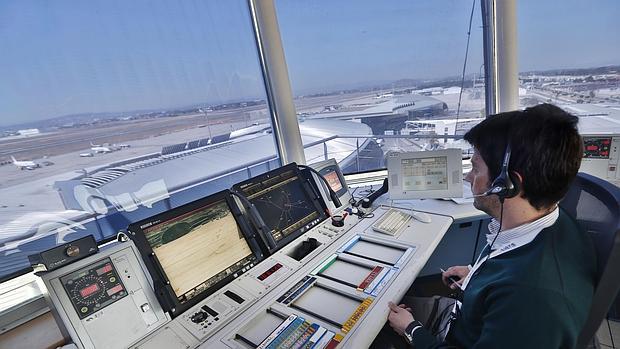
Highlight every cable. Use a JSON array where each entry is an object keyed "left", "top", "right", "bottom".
[
  {"left": 455, "top": 0, "right": 477, "bottom": 128},
  {"left": 487, "top": 201, "right": 504, "bottom": 255},
  {"left": 297, "top": 164, "right": 342, "bottom": 208},
  {"left": 229, "top": 190, "right": 275, "bottom": 250}
]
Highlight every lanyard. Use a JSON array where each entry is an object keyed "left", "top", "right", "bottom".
[{"left": 461, "top": 227, "right": 541, "bottom": 290}]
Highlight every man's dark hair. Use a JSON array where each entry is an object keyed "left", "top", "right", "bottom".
[{"left": 463, "top": 103, "right": 583, "bottom": 210}]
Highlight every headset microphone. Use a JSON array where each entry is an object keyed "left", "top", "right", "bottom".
[{"left": 463, "top": 190, "right": 494, "bottom": 199}]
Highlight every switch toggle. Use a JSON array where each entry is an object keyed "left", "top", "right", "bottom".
[{"left": 140, "top": 303, "right": 151, "bottom": 313}]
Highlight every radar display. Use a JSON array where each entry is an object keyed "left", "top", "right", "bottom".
[
  {"left": 237, "top": 167, "right": 324, "bottom": 244},
  {"left": 142, "top": 200, "right": 255, "bottom": 304},
  {"left": 251, "top": 176, "right": 320, "bottom": 241}
]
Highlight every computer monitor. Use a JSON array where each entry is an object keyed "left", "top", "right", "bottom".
[
  {"left": 128, "top": 190, "right": 262, "bottom": 317},
  {"left": 233, "top": 163, "right": 328, "bottom": 252},
  {"left": 387, "top": 149, "right": 463, "bottom": 200},
  {"left": 310, "top": 158, "right": 351, "bottom": 214}
]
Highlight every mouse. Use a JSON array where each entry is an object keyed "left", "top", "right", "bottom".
[{"left": 411, "top": 211, "right": 432, "bottom": 223}]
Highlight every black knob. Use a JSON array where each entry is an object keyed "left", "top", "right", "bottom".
[
  {"left": 331, "top": 215, "right": 345, "bottom": 227},
  {"left": 191, "top": 311, "right": 208, "bottom": 323},
  {"left": 361, "top": 198, "right": 371, "bottom": 208}
]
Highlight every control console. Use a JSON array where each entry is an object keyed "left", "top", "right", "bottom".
[{"left": 40, "top": 241, "right": 169, "bottom": 349}]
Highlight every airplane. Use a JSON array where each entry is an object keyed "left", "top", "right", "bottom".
[
  {"left": 10, "top": 156, "right": 40, "bottom": 170},
  {"left": 90, "top": 142, "right": 112, "bottom": 153}
]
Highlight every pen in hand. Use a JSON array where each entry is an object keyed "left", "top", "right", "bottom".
[{"left": 440, "top": 268, "right": 464, "bottom": 290}]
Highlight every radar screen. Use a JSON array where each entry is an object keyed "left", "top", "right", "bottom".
[
  {"left": 234, "top": 163, "right": 327, "bottom": 250},
  {"left": 60, "top": 258, "right": 127, "bottom": 319},
  {"left": 583, "top": 137, "right": 612, "bottom": 159},
  {"left": 128, "top": 190, "right": 261, "bottom": 316}
]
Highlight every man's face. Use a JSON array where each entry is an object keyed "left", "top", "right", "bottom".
[{"left": 465, "top": 149, "right": 500, "bottom": 217}]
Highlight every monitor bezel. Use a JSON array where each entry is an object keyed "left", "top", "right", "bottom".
[
  {"left": 127, "top": 189, "right": 263, "bottom": 318},
  {"left": 387, "top": 149, "right": 463, "bottom": 200},
  {"left": 232, "top": 163, "right": 329, "bottom": 254}
]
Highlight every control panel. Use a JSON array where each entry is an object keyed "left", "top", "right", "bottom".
[
  {"left": 41, "top": 241, "right": 169, "bottom": 349},
  {"left": 580, "top": 134, "right": 620, "bottom": 183},
  {"left": 60, "top": 258, "right": 127, "bottom": 319},
  {"left": 39, "top": 160, "right": 454, "bottom": 349},
  {"left": 178, "top": 284, "right": 256, "bottom": 341}
]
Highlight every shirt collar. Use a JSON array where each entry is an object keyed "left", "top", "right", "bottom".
[{"left": 486, "top": 206, "right": 559, "bottom": 250}]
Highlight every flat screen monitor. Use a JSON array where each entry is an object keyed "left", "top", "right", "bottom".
[
  {"left": 310, "top": 158, "right": 351, "bottom": 213},
  {"left": 233, "top": 163, "right": 328, "bottom": 252},
  {"left": 128, "top": 190, "right": 261, "bottom": 317},
  {"left": 387, "top": 149, "right": 463, "bottom": 200}
]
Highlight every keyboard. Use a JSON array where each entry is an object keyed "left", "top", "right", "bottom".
[{"left": 372, "top": 208, "right": 412, "bottom": 236}]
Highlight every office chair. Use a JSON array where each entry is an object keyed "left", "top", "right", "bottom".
[{"left": 559, "top": 172, "right": 620, "bottom": 349}]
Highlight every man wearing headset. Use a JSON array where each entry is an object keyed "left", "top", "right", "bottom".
[{"left": 382, "top": 104, "right": 597, "bottom": 348}]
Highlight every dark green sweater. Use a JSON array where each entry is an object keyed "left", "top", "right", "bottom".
[{"left": 412, "top": 210, "right": 597, "bottom": 349}]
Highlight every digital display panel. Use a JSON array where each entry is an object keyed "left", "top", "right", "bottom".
[
  {"left": 235, "top": 165, "right": 325, "bottom": 245},
  {"left": 141, "top": 200, "right": 255, "bottom": 304},
  {"left": 80, "top": 284, "right": 100, "bottom": 298},
  {"left": 96, "top": 264, "right": 113, "bottom": 275},
  {"left": 401, "top": 156, "right": 448, "bottom": 191},
  {"left": 583, "top": 137, "right": 612, "bottom": 159},
  {"left": 323, "top": 170, "right": 343, "bottom": 193}
]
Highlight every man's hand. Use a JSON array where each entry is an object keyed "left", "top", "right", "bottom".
[
  {"left": 442, "top": 266, "right": 469, "bottom": 289},
  {"left": 387, "top": 301, "right": 414, "bottom": 336}
]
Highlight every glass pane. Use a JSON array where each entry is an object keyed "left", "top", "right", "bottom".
[
  {"left": 518, "top": 0, "right": 620, "bottom": 131},
  {"left": 276, "top": 0, "right": 486, "bottom": 173},
  {"left": 0, "top": 0, "right": 277, "bottom": 280}
]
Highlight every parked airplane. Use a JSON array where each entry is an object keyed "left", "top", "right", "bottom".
[
  {"left": 90, "top": 142, "right": 112, "bottom": 153},
  {"left": 10, "top": 156, "right": 40, "bottom": 170}
]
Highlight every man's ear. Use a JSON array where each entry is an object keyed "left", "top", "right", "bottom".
[{"left": 510, "top": 171, "right": 524, "bottom": 196}]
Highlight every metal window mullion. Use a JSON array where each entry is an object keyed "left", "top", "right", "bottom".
[
  {"left": 248, "top": 0, "right": 306, "bottom": 165},
  {"left": 482, "top": 0, "right": 518, "bottom": 115}
]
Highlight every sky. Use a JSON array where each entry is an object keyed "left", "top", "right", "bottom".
[{"left": 0, "top": 0, "right": 618, "bottom": 127}]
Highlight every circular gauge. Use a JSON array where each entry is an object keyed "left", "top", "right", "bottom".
[
  {"left": 61, "top": 258, "right": 127, "bottom": 319},
  {"left": 68, "top": 275, "right": 107, "bottom": 306}
]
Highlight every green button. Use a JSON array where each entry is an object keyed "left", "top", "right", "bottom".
[{"left": 81, "top": 307, "right": 88, "bottom": 313}]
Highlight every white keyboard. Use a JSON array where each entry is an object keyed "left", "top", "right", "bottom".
[{"left": 372, "top": 208, "right": 412, "bottom": 236}]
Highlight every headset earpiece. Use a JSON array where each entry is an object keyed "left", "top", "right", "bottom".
[{"left": 488, "top": 144, "right": 520, "bottom": 202}]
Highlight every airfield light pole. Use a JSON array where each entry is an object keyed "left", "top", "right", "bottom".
[{"left": 200, "top": 108, "right": 212, "bottom": 139}]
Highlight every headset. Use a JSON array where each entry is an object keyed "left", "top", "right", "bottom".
[{"left": 478, "top": 143, "right": 520, "bottom": 203}]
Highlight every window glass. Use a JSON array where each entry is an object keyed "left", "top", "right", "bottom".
[
  {"left": 276, "top": 0, "right": 485, "bottom": 173},
  {"left": 0, "top": 0, "right": 277, "bottom": 281},
  {"left": 518, "top": 0, "right": 620, "bottom": 134}
]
